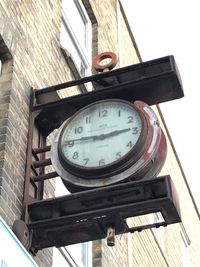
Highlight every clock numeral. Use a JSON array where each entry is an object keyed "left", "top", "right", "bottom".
[
  {"left": 99, "top": 110, "right": 108, "bottom": 118},
  {"left": 99, "top": 159, "right": 105, "bottom": 166},
  {"left": 72, "top": 152, "right": 79, "bottom": 159},
  {"left": 65, "top": 140, "right": 74, "bottom": 147},
  {"left": 118, "top": 110, "right": 121, "bottom": 117},
  {"left": 127, "top": 141, "right": 133, "bottom": 148},
  {"left": 83, "top": 158, "right": 89, "bottom": 166},
  {"left": 127, "top": 116, "right": 134, "bottom": 123},
  {"left": 116, "top": 152, "right": 122, "bottom": 159},
  {"left": 86, "top": 116, "right": 91, "bottom": 124},
  {"left": 132, "top": 127, "right": 138, "bottom": 134},
  {"left": 74, "top": 126, "right": 83, "bottom": 134}
]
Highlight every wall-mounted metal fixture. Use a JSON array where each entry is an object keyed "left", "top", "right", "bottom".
[{"left": 14, "top": 54, "right": 183, "bottom": 253}]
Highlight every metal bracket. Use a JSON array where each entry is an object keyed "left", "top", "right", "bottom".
[
  {"left": 27, "top": 176, "right": 181, "bottom": 252},
  {"left": 33, "top": 55, "right": 183, "bottom": 136},
  {"left": 12, "top": 220, "right": 32, "bottom": 250},
  {"left": 22, "top": 55, "right": 183, "bottom": 252}
]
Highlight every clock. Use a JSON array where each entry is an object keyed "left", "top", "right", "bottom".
[
  {"left": 58, "top": 99, "right": 147, "bottom": 177},
  {"left": 51, "top": 99, "right": 167, "bottom": 192}
]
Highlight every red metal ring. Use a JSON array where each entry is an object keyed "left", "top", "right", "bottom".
[{"left": 92, "top": 52, "right": 118, "bottom": 72}]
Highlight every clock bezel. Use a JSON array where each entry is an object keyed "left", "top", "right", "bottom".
[{"left": 57, "top": 99, "right": 149, "bottom": 179}]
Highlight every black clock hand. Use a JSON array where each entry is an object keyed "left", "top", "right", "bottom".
[
  {"left": 100, "top": 128, "right": 131, "bottom": 139},
  {"left": 64, "top": 135, "right": 99, "bottom": 144},
  {"left": 64, "top": 128, "right": 131, "bottom": 145},
  {"left": 92, "top": 128, "right": 131, "bottom": 140}
]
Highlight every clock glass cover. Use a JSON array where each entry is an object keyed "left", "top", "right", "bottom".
[{"left": 58, "top": 100, "right": 147, "bottom": 177}]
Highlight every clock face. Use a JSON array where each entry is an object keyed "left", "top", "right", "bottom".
[{"left": 58, "top": 100, "right": 146, "bottom": 176}]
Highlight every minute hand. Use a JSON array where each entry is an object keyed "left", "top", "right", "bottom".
[
  {"left": 64, "top": 128, "right": 131, "bottom": 145},
  {"left": 93, "top": 128, "right": 131, "bottom": 140}
]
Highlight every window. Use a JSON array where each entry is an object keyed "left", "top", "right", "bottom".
[
  {"left": 149, "top": 212, "right": 164, "bottom": 249},
  {"left": 53, "top": 4, "right": 93, "bottom": 264},
  {"left": 61, "top": 0, "right": 92, "bottom": 77},
  {"left": 180, "top": 228, "right": 190, "bottom": 267},
  {"left": 53, "top": 178, "right": 92, "bottom": 267},
  {"left": 1, "top": 260, "right": 9, "bottom": 267},
  {"left": 53, "top": 246, "right": 91, "bottom": 267},
  {"left": 65, "top": 243, "right": 91, "bottom": 267}
]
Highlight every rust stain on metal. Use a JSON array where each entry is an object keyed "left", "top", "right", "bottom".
[{"left": 92, "top": 51, "right": 118, "bottom": 72}]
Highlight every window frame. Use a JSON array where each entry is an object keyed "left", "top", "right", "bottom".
[
  {"left": 60, "top": 0, "right": 92, "bottom": 77},
  {"left": 54, "top": 243, "right": 92, "bottom": 267},
  {"left": 149, "top": 212, "right": 164, "bottom": 249},
  {"left": 180, "top": 227, "right": 190, "bottom": 267}
]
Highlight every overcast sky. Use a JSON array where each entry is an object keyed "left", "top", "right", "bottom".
[{"left": 122, "top": 0, "right": 200, "bottom": 209}]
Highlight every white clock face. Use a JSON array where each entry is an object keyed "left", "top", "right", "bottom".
[{"left": 59, "top": 100, "right": 143, "bottom": 169}]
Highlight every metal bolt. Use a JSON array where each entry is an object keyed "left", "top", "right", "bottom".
[{"left": 107, "top": 227, "right": 115, "bottom": 247}]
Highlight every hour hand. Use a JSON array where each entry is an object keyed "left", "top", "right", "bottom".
[
  {"left": 64, "top": 135, "right": 97, "bottom": 145},
  {"left": 64, "top": 134, "right": 104, "bottom": 145}
]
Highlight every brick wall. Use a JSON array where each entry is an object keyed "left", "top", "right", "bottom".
[
  {"left": 0, "top": 0, "right": 80, "bottom": 266},
  {"left": 0, "top": 58, "right": 14, "bottom": 223}
]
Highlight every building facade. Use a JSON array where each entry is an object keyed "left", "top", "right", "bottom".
[{"left": 0, "top": 0, "right": 200, "bottom": 266}]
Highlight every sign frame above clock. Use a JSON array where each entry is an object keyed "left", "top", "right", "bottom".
[{"left": 33, "top": 55, "right": 183, "bottom": 136}]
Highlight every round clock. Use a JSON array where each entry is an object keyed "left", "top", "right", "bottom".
[
  {"left": 51, "top": 99, "right": 167, "bottom": 192},
  {"left": 58, "top": 99, "right": 147, "bottom": 177}
]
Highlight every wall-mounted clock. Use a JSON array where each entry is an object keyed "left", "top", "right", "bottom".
[{"left": 51, "top": 99, "right": 167, "bottom": 192}]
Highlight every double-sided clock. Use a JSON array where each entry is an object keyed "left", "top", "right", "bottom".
[{"left": 51, "top": 99, "right": 167, "bottom": 192}]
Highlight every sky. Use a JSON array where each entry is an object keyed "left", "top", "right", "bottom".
[{"left": 122, "top": 0, "right": 200, "bottom": 209}]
